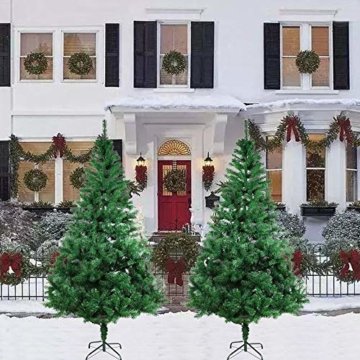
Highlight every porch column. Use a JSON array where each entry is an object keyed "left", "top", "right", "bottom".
[{"left": 54, "top": 157, "right": 64, "bottom": 205}]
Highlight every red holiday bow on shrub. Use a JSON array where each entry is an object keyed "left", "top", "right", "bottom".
[
  {"left": 52, "top": 133, "right": 66, "bottom": 158},
  {"left": 339, "top": 250, "right": 360, "bottom": 281},
  {"left": 50, "top": 251, "right": 60, "bottom": 266},
  {"left": 0, "top": 253, "right": 23, "bottom": 278},
  {"left": 166, "top": 257, "right": 186, "bottom": 286},
  {"left": 285, "top": 117, "right": 300, "bottom": 142},
  {"left": 292, "top": 250, "right": 303, "bottom": 276},
  {"left": 337, "top": 117, "right": 353, "bottom": 143}
]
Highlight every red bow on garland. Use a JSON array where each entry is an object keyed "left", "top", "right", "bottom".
[
  {"left": 0, "top": 253, "right": 23, "bottom": 278},
  {"left": 337, "top": 117, "right": 353, "bottom": 143},
  {"left": 339, "top": 250, "right": 360, "bottom": 281},
  {"left": 52, "top": 133, "right": 66, "bottom": 158},
  {"left": 166, "top": 257, "right": 186, "bottom": 286},
  {"left": 292, "top": 250, "right": 303, "bottom": 276},
  {"left": 285, "top": 117, "right": 300, "bottom": 143}
]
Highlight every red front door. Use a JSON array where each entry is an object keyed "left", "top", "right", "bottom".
[{"left": 158, "top": 160, "right": 191, "bottom": 231}]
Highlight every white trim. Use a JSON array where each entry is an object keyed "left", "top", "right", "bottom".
[
  {"left": 279, "top": 9, "right": 338, "bottom": 16},
  {"left": 145, "top": 8, "right": 204, "bottom": 21},
  {"left": 275, "top": 90, "right": 339, "bottom": 95}
]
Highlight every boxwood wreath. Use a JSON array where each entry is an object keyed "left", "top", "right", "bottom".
[
  {"left": 24, "top": 169, "right": 48, "bottom": 192},
  {"left": 163, "top": 168, "right": 187, "bottom": 193},
  {"left": 24, "top": 52, "right": 48, "bottom": 75},
  {"left": 70, "top": 167, "right": 86, "bottom": 189},
  {"left": 162, "top": 51, "right": 186, "bottom": 75},
  {"left": 152, "top": 233, "right": 200, "bottom": 272},
  {"left": 68, "top": 52, "right": 93, "bottom": 76},
  {"left": 296, "top": 50, "right": 320, "bottom": 74},
  {"left": 249, "top": 113, "right": 360, "bottom": 153},
  {"left": 0, "top": 252, "right": 31, "bottom": 286}
]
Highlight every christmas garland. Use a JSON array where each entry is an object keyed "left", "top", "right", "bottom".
[
  {"left": 249, "top": 114, "right": 359, "bottom": 153},
  {"left": 296, "top": 50, "right": 320, "bottom": 74},
  {"left": 0, "top": 252, "right": 30, "bottom": 285},
  {"left": 68, "top": 52, "right": 93, "bottom": 75},
  {"left": 152, "top": 233, "right": 200, "bottom": 272},
  {"left": 203, "top": 165, "right": 215, "bottom": 191},
  {"left": 162, "top": 51, "right": 186, "bottom": 75},
  {"left": 24, "top": 169, "right": 48, "bottom": 192},
  {"left": 164, "top": 169, "right": 186, "bottom": 193},
  {"left": 24, "top": 52, "right": 48, "bottom": 75},
  {"left": 70, "top": 167, "right": 86, "bottom": 189}
]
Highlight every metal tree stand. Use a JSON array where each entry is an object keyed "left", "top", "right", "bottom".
[
  {"left": 226, "top": 323, "right": 264, "bottom": 360},
  {"left": 85, "top": 323, "right": 122, "bottom": 360}
]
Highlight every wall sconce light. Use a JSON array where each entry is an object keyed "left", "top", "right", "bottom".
[
  {"left": 135, "top": 153, "right": 147, "bottom": 191},
  {"left": 202, "top": 152, "right": 215, "bottom": 191}
]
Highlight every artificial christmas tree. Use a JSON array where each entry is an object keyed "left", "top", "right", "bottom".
[
  {"left": 189, "top": 132, "right": 307, "bottom": 359},
  {"left": 47, "top": 122, "right": 162, "bottom": 359}
]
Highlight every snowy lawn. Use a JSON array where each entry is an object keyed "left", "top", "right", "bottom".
[{"left": 0, "top": 311, "right": 359, "bottom": 360}]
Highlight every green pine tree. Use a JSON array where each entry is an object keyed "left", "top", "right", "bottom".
[
  {"left": 189, "top": 136, "right": 307, "bottom": 353},
  {"left": 47, "top": 122, "right": 162, "bottom": 348}
]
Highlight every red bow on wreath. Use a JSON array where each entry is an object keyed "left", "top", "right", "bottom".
[
  {"left": 285, "top": 117, "right": 300, "bottom": 143},
  {"left": 52, "top": 133, "right": 66, "bottom": 158},
  {"left": 292, "top": 250, "right": 303, "bottom": 276},
  {"left": 339, "top": 250, "right": 360, "bottom": 281},
  {"left": 166, "top": 257, "right": 186, "bottom": 286},
  {"left": 337, "top": 117, "right": 353, "bottom": 143},
  {"left": 0, "top": 253, "right": 23, "bottom": 278}
]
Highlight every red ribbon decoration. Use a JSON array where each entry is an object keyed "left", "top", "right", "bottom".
[
  {"left": 337, "top": 117, "right": 353, "bottom": 143},
  {"left": 339, "top": 250, "right": 360, "bottom": 281},
  {"left": 202, "top": 165, "right": 215, "bottom": 190},
  {"left": 285, "top": 117, "right": 300, "bottom": 142},
  {"left": 166, "top": 257, "right": 186, "bottom": 286},
  {"left": 0, "top": 253, "right": 23, "bottom": 278},
  {"left": 52, "top": 133, "right": 66, "bottom": 158},
  {"left": 135, "top": 165, "right": 147, "bottom": 189},
  {"left": 292, "top": 250, "right": 303, "bottom": 276},
  {"left": 50, "top": 251, "right": 60, "bottom": 266}
]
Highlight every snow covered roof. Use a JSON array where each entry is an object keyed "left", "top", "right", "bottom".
[
  {"left": 105, "top": 94, "right": 245, "bottom": 113},
  {"left": 247, "top": 98, "right": 360, "bottom": 112}
]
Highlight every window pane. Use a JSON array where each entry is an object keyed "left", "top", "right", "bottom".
[
  {"left": 64, "top": 33, "right": 96, "bottom": 56},
  {"left": 160, "top": 25, "right": 188, "bottom": 54},
  {"left": 312, "top": 27, "right": 329, "bottom": 56},
  {"left": 20, "top": 58, "right": 53, "bottom": 80},
  {"left": 266, "top": 139, "right": 282, "bottom": 169},
  {"left": 346, "top": 170, "right": 357, "bottom": 202},
  {"left": 21, "top": 33, "right": 53, "bottom": 56},
  {"left": 307, "top": 170, "right": 325, "bottom": 201},
  {"left": 346, "top": 144, "right": 357, "bottom": 169},
  {"left": 160, "top": 56, "right": 188, "bottom": 85},
  {"left": 306, "top": 134, "right": 325, "bottom": 167},
  {"left": 282, "top": 27, "right": 300, "bottom": 56},
  {"left": 267, "top": 171, "right": 282, "bottom": 202},
  {"left": 312, "top": 58, "right": 329, "bottom": 87},
  {"left": 282, "top": 58, "right": 301, "bottom": 86},
  {"left": 63, "top": 57, "right": 96, "bottom": 80}
]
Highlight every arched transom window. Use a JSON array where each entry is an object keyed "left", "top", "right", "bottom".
[{"left": 158, "top": 140, "right": 191, "bottom": 156}]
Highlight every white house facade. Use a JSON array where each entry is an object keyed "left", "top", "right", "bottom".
[{"left": 1, "top": 0, "right": 360, "bottom": 241}]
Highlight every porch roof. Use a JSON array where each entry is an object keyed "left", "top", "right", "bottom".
[{"left": 105, "top": 94, "right": 246, "bottom": 113}]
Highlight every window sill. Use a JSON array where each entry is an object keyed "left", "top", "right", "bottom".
[
  {"left": 275, "top": 89, "right": 340, "bottom": 95},
  {"left": 154, "top": 88, "right": 195, "bottom": 93}
]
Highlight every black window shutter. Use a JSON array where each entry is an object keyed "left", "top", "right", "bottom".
[
  {"left": 0, "top": 141, "right": 10, "bottom": 201},
  {"left": 264, "top": 23, "right": 280, "bottom": 90},
  {"left": 191, "top": 22, "right": 214, "bottom": 88},
  {"left": 134, "top": 21, "right": 157, "bottom": 88},
  {"left": 112, "top": 140, "right": 123, "bottom": 163},
  {"left": 333, "top": 22, "right": 350, "bottom": 90},
  {"left": 105, "top": 23, "right": 120, "bottom": 87},
  {"left": 0, "top": 23, "right": 10, "bottom": 87}
]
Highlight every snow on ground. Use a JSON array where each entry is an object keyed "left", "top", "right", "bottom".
[{"left": 0, "top": 311, "right": 359, "bottom": 360}]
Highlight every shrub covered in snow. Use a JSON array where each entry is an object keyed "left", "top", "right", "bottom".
[
  {"left": 276, "top": 211, "right": 306, "bottom": 238},
  {"left": 322, "top": 211, "right": 360, "bottom": 252}
]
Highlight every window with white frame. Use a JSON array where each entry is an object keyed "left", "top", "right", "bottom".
[
  {"left": 63, "top": 33, "right": 96, "bottom": 80},
  {"left": 159, "top": 23, "right": 189, "bottom": 86},
  {"left": 281, "top": 24, "right": 331, "bottom": 89},
  {"left": 346, "top": 143, "right": 358, "bottom": 202},
  {"left": 306, "top": 134, "right": 326, "bottom": 201},
  {"left": 20, "top": 33, "right": 53, "bottom": 80},
  {"left": 266, "top": 137, "right": 282, "bottom": 202}
]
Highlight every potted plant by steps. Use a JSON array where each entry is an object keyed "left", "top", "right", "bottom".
[
  {"left": 22, "top": 201, "right": 54, "bottom": 217},
  {"left": 346, "top": 201, "right": 360, "bottom": 213},
  {"left": 300, "top": 200, "right": 338, "bottom": 217},
  {"left": 56, "top": 200, "right": 75, "bottom": 214}
]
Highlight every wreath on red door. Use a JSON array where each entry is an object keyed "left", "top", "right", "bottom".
[{"left": 163, "top": 169, "right": 186, "bottom": 193}]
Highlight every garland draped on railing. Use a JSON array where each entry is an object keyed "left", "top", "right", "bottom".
[{"left": 249, "top": 112, "right": 360, "bottom": 152}]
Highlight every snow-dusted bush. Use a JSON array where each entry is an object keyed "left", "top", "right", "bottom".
[
  {"left": 322, "top": 211, "right": 360, "bottom": 252},
  {"left": 276, "top": 211, "right": 306, "bottom": 238}
]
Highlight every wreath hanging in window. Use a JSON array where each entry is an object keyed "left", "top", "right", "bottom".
[
  {"left": 24, "top": 52, "right": 48, "bottom": 75},
  {"left": 68, "top": 52, "right": 93, "bottom": 75},
  {"left": 163, "top": 169, "right": 186, "bottom": 193},
  {"left": 70, "top": 167, "right": 86, "bottom": 189},
  {"left": 162, "top": 50, "right": 186, "bottom": 75},
  {"left": 24, "top": 169, "right": 48, "bottom": 192},
  {"left": 296, "top": 50, "right": 320, "bottom": 74}
]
